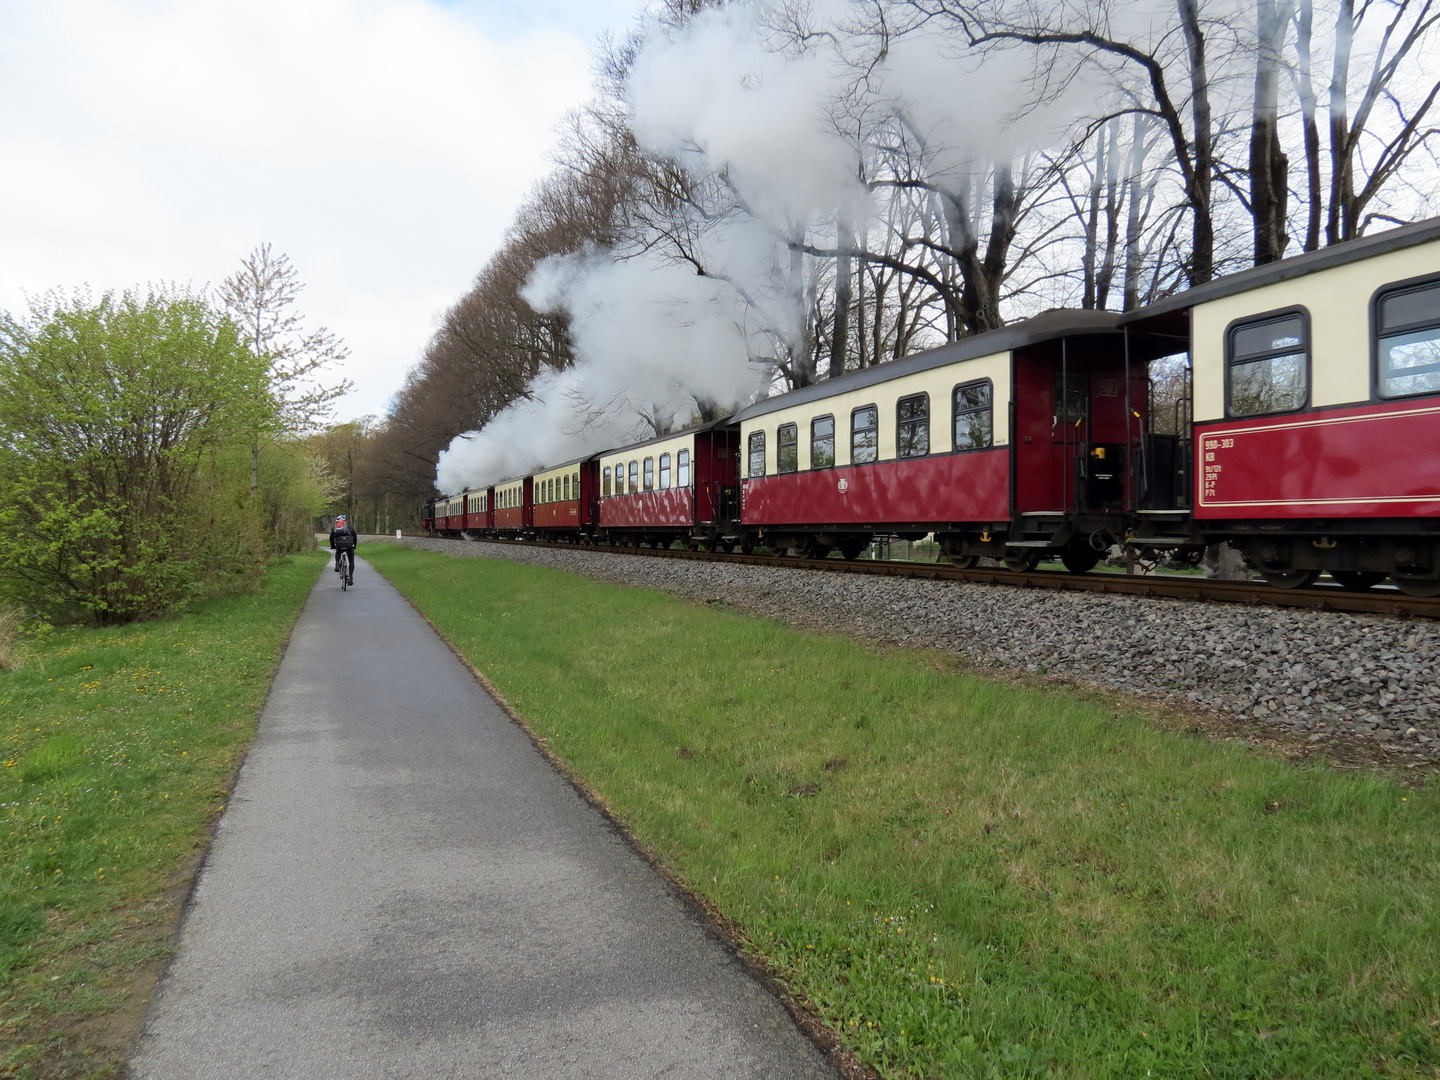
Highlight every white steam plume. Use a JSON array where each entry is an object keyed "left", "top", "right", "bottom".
[
  {"left": 433, "top": 247, "right": 764, "bottom": 494},
  {"left": 436, "top": 0, "right": 1096, "bottom": 494}
]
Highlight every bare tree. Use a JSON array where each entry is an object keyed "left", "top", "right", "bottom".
[
  {"left": 1323, "top": 0, "right": 1440, "bottom": 243},
  {"left": 220, "top": 244, "right": 350, "bottom": 494}
]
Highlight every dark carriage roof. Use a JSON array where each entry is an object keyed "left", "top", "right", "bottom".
[
  {"left": 595, "top": 415, "right": 734, "bottom": 458},
  {"left": 1119, "top": 215, "right": 1440, "bottom": 324},
  {"left": 731, "top": 309, "right": 1123, "bottom": 423},
  {"left": 456, "top": 418, "right": 733, "bottom": 494}
]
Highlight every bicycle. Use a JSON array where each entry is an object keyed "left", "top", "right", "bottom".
[{"left": 335, "top": 547, "right": 355, "bottom": 590}]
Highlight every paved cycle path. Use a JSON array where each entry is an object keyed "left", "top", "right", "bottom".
[{"left": 129, "top": 557, "right": 834, "bottom": 1080}]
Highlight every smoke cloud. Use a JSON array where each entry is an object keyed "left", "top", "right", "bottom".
[
  {"left": 435, "top": 0, "right": 1093, "bottom": 494},
  {"left": 433, "top": 246, "right": 763, "bottom": 493}
]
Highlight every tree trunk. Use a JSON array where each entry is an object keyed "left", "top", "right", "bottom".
[
  {"left": 1179, "top": 0, "right": 1216, "bottom": 285},
  {"left": 1326, "top": 0, "right": 1355, "bottom": 245},
  {"left": 956, "top": 163, "right": 1014, "bottom": 335},
  {"left": 1123, "top": 112, "right": 1152, "bottom": 310},
  {"left": 829, "top": 217, "right": 853, "bottom": 377},
  {"left": 1096, "top": 118, "right": 1122, "bottom": 309},
  {"left": 1294, "top": 0, "right": 1324, "bottom": 252},
  {"left": 1250, "top": 0, "right": 1292, "bottom": 264},
  {"left": 1204, "top": 542, "right": 1252, "bottom": 580},
  {"left": 1083, "top": 131, "right": 1103, "bottom": 308}
]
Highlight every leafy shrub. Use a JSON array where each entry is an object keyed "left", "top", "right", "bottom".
[{"left": 0, "top": 290, "right": 277, "bottom": 624}]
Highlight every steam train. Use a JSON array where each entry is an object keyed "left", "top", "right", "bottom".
[{"left": 425, "top": 216, "right": 1440, "bottom": 597}]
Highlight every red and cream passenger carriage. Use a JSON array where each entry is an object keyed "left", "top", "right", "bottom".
[{"left": 1124, "top": 216, "right": 1440, "bottom": 594}]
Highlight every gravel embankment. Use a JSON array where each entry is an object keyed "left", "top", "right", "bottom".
[{"left": 396, "top": 537, "right": 1440, "bottom": 763}]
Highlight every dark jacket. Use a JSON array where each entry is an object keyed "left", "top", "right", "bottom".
[{"left": 329, "top": 523, "right": 358, "bottom": 550}]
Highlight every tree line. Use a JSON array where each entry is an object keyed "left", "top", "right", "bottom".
[{"left": 354, "top": 0, "right": 1440, "bottom": 516}]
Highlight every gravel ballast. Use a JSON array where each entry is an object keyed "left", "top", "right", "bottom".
[{"left": 394, "top": 537, "right": 1440, "bottom": 764}]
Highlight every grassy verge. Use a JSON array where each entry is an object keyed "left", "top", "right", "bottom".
[
  {"left": 367, "top": 543, "right": 1440, "bottom": 1079},
  {"left": 0, "top": 552, "right": 325, "bottom": 1079}
]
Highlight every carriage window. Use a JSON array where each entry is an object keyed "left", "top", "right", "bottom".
[
  {"left": 1377, "top": 281, "right": 1440, "bottom": 398},
  {"left": 659, "top": 453, "right": 672, "bottom": 489},
  {"left": 811, "top": 415, "right": 835, "bottom": 469},
  {"left": 777, "top": 423, "right": 798, "bottom": 473},
  {"left": 573, "top": 472, "right": 580, "bottom": 497},
  {"left": 677, "top": 448, "right": 691, "bottom": 487},
  {"left": 748, "top": 431, "right": 766, "bottom": 477},
  {"left": 1053, "top": 370, "right": 1087, "bottom": 426},
  {"left": 851, "top": 406, "right": 878, "bottom": 464},
  {"left": 953, "top": 380, "right": 993, "bottom": 450},
  {"left": 629, "top": 460, "right": 639, "bottom": 492},
  {"left": 1228, "top": 312, "right": 1308, "bottom": 416},
  {"left": 564, "top": 474, "right": 571, "bottom": 500},
  {"left": 603, "top": 467, "right": 612, "bottom": 496},
  {"left": 643, "top": 457, "right": 655, "bottom": 490},
  {"left": 897, "top": 393, "right": 929, "bottom": 458}
]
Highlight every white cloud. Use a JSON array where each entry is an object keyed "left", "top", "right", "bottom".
[{"left": 0, "top": 0, "right": 620, "bottom": 417}]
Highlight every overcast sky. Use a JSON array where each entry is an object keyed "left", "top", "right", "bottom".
[{"left": 0, "top": 0, "right": 644, "bottom": 419}]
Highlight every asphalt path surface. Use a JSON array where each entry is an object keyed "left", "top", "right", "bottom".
[{"left": 129, "top": 555, "right": 835, "bottom": 1079}]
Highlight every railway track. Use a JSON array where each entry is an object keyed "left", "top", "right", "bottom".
[{"left": 443, "top": 535, "right": 1440, "bottom": 620}]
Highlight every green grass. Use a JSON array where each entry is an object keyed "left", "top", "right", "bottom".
[
  {"left": 366, "top": 543, "right": 1440, "bottom": 1079},
  {"left": 0, "top": 552, "right": 325, "bottom": 1078}
]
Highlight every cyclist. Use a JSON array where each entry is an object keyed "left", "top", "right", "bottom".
[{"left": 330, "top": 514, "right": 358, "bottom": 586}]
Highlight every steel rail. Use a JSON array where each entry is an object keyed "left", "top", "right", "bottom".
[{"left": 430, "top": 535, "right": 1440, "bottom": 620}]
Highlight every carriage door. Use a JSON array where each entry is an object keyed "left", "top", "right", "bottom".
[
  {"left": 1053, "top": 369, "right": 1088, "bottom": 512},
  {"left": 1057, "top": 366, "right": 1129, "bottom": 513}
]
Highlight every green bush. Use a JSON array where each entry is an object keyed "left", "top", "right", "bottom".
[{"left": 0, "top": 290, "right": 278, "bottom": 624}]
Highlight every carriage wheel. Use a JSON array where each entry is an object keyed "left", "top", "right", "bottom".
[
  {"left": 1331, "top": 570, "right": 1386, "bottom": 591},
  {"left": 1059, "top": 542, "right": 1100, "bottom": 574},
  {"left": 1002, "top": 551, "right": 1041, "bottom": 573},
  {"left": 1261, "top": 569, "right": 1320, "bottom": 589},
  {"left": 1392, "top": 575, "right": 1440, "bottom": 597}
]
